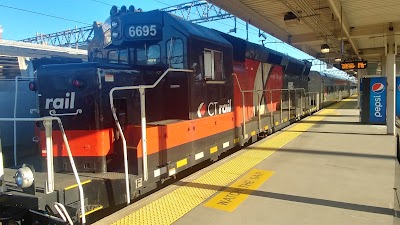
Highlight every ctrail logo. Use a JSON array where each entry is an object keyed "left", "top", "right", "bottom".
[
  {"left": 372, "top": 83, "right": 385, "bottom": 94},
  {"left": 197, "top": 99, "right": 232, "bottom": 118},
  {"left": 45, "top": 92, "right": 76, "bottom": 110},
  {"left": 197, "top": 102, "right": 206, "bottom": 118}
]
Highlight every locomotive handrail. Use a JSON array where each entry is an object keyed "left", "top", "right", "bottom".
[
  {"left": 109, "top": 68, "right": 193, "bottom": 205},
  {"left": 232, "top": 73, "right": 306, "bottom": 139},
  {"left": 232, "top": 74, "right": 247, "bottom": 140},
  {"left": 249, "top": 88, "right": 308, "bottom": 131},
  {"left": 0, "top": 117, "right": 87, "bottom": 224},
  {"left": 13, "top": 76, "right": 33, "bottom": 167},
  {"left": 231, "top": 75, "right": 321, "bottom": 140}
]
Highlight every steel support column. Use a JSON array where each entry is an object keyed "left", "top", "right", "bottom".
[
  {"left": 381, "top": 56, "right": 386, "bottom": 76},
  {"left": 357, "top": 70, "right": 361, "bottom": 110},
  {"left": 386, "top": 31, "right": 397, "bottom": 135}
]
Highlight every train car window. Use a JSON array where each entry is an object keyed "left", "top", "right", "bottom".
[
  {"left": 119, "top": 49, "right": 128, "bottom": 65},
  {"left": 167, "top": 39, "right": 184, "bottom": 69},
  {"left": 203, "top": 49, "right": 224, "bottom": 81},
  {"left": 108, "top": 50, "right": 118, "bottom": 64},
  {"left": 214, "top": 51, "right": 224, "bottom": 80},
  {"left": 204, "top": 50, "right": 213, "bottom": 79},
  {"left": 102, "top": 17, "right": 112, "bottom": 47},
  {"left": 93, "top": 51, "right": 103, "bottom": 61},
  {"left": 148, "top": 45, "right": 161, "bottom": 65},
  {"left": 137, "top": 47, "right": 146, "bottom": 64},
  {"left": 137, "top": 44, "right": 161, "bottom": 65},
  {"left": 107, "top": 49, "right": 129, "bottom": 64},
  {"left": 129, "top": 48, "right": 135, "bottom": 64}
]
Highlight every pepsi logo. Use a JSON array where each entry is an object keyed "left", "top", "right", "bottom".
[
  {"left": 398, "top": 84, "right": 400, "bottom": 92},
  {"left": 197, "top": 102, "right": 206, "bottom": 118},
  {"left": 372, "top": 83, "right": 385, "bottom": 94}
]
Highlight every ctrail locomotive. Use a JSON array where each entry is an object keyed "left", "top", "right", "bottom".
[{"left": 0, "top": 5, "right": 355, "bottom": 225}]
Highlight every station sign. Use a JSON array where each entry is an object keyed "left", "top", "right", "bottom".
[{"left": 340, "top": 61, "right": 368, "bottom": 70}]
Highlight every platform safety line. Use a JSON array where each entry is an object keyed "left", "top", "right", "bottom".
[
  {"left": 111, "top": 99, "right": 351, "bottom": 225},
  {"left": 204, "top": 169, "right": 274, "bottom": 212}
]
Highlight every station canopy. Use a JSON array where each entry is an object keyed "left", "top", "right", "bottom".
[{"left": 210, "top": 0, "right": 400, "bottom": 75}]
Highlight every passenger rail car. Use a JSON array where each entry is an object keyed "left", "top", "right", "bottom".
[{"left": 0, "top": 5, "right": 356, "bottom": 225}]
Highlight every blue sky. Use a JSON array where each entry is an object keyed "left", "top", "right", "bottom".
[{"left": 0, "top": 0, "right": 347, "bottom": 75}]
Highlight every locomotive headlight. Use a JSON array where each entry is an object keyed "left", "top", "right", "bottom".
[
  {"left": 111, "top": 20, "right": 118, "bottom": 28},
  {"left": 14, "top": 166, "right": 34, "bottom": 188},
  {"left": 112, "top": 31, "right": 120, "bottom": 38}
]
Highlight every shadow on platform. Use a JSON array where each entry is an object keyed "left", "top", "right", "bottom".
[
  {"left": 245, "top": 146, "right": 394, "bottom": 160},
  {"left": 297, "top": 120, "right": 362, "bottom": 126},
  {"left": 310, "top": 114, "right": 360, "bottom": 118},
  {"left": 283, "top": 129, "right": 387, "bottom": 136},
  {"left": 173, "top": 181, "right": 394, "bottom": 216}
]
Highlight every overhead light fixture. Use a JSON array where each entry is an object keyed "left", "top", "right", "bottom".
[
  {"left": 321, "top": 44, "right": 330, "bottom": 53},
  {"left": 283, "top": 12, "right": 302, "bottom": 27},
  {"left": 334, "top": 58, "right": 341, "bottom": 62}
]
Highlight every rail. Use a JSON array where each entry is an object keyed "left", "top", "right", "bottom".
[
  {"left": 109, "top": 68, "right": 193, "bottom": 205},
  {"left": 0, "top": 117, "right": 86, "bottom": 224}
]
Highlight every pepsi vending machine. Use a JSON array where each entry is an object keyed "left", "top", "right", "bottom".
[
  {"left": 360, "top": 76, "right": 400, "bottom": 124},
  {"left": 360, "top": 77, "right": 386, "bottom": 124}
]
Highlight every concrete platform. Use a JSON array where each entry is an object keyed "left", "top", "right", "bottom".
[{"left": 96, "top": 96, "right": 396, "bottom": 225}]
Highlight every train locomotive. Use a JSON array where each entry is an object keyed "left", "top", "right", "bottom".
[{"left": 0, "top": 5, "right": 356, "bottom": 225}]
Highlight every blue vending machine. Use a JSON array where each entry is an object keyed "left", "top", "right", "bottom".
[
  {"left": 360, "top": 77, "right": 387, "bottom": 124},
  {"left": 360, "top": 76, "right": 400, "bottom": 124}
]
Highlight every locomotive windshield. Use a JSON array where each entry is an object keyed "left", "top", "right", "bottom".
[
  {"left": 105, "top": 43, "right": 164, "bottom": 66},
  {"left": 103, "top": 40, "right": 183, "bottom": 68},
  {"left": 102, "top": 17, "right": 112, "bottom": 47}
]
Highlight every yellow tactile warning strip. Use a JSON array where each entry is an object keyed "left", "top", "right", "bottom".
[
  {"left": 111, "top": 99, "right": 350, "bottom": 225},
  {"left": 204, "top": 169, "right": 274, "bottom": 212}
]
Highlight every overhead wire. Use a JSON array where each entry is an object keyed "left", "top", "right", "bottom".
[
  {"left": 87, "top": 0, "right": 114, "bottom": 6},
  {"left": 0, "top": 4, "right": 91, "bottom": 25},
  {"left": 116, "top": 0, "right": 325, "bottom": 67},
  {"left": 4, "top": 0, "right": 322, "bottom": 66}
]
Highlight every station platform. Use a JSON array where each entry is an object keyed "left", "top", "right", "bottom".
[{"left": 95, "top": 96, "right": 396, "bottom": 225}]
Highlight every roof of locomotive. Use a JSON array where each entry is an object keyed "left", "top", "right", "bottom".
[
  {"left": 167, "top": 12, "right": 232, "bottom": 47},
  {"left": 99, "top": 10, "right": 232, "bottom": 49},
  {"left": 133, "top": 10, "right": 309, "bottom": 68},
  {"left": 215, "top": 29, "right": 311, "bottom": 67}
]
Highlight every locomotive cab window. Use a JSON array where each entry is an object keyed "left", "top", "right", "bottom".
[
  {"left": 108, "top": 49, "right": 128, "bottom": 65},
  {"left": 108, "top": 50, "right": 118, "bottom": 64},
  {"left": 136, "top": 44, "right": 161, "bottom": 65},
  {"left": 204, "top": 49, "right": 224, "bottom": 81},
  {"left": 167, "top": 38, "right": 184, "bottom": 69}
]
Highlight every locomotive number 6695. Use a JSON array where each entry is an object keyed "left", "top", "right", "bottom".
[{"left": 128, "top": 25, "right": 157, "bottom": 37}]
